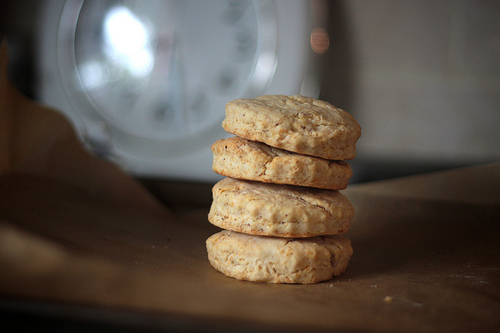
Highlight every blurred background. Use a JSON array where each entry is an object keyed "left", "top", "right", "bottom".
[
  {"left": 1, "top": 0, "right": 499, "bottom": 186},
  {"left": 321, "top": 0, "right": 500, "bottom": 182}
]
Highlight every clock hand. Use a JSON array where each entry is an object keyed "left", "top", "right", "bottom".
[{"left": 130, "top": 26, "right": 186, "bottom": 136}]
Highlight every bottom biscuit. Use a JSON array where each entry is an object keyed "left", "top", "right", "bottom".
[{"left": 206, "top": 230, "right": 353, "bottom": 284}]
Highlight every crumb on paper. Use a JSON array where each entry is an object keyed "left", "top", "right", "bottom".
[{"left": 384, "top": 296, "right": 393, "bottom": 303}]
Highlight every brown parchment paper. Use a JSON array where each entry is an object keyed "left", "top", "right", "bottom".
[{"left": 1, "top": 41, "right": 499, "bottom": 332}]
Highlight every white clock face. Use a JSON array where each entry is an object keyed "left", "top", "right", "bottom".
[
  {"left": 42, "top": 0, "right": 319, "bottom": 179},
  {"left": 61, "top": 0, "right": 277, "bottom": 151}
]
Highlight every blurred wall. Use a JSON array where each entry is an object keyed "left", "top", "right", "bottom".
[{"left": 321, "top": 0, "right": 499, "bottom": 179}]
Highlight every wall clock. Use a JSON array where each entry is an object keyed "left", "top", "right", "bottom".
[{"left": 37, "top": 0, "right": 326, "bottom": 181}]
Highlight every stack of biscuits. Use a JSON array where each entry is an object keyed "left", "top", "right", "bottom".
[{"left": 206, "top": 95, "right": 361, "bottom": 284}]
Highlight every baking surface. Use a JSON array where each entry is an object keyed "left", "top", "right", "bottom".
[{"left": 1, "top": 42, "right": 500, "bottom": 332}]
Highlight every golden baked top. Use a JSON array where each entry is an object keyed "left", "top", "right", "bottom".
[{"left": 223, "top": 95, "right": 361, "bottom": 160}]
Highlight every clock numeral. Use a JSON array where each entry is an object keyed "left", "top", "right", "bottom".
[
  {"left": 216, "top": 68, "right": 238, "bottom": 94},
  {"left": 153, "top": 103, "right": 174, "bottom": 124},
  {"left": 222, "top": 0, "right": 249, "bottom": 25},
  {"left": 190, "top": 92, "right": 208, "bottom": 115},
  {"left": 236, "top": 30, "right": 255, "bottom": 60}
]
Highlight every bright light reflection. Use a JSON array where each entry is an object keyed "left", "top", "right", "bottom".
[
  {"left": 104, "top": 6, "right": 153, "bottom": 76},
  {"left": 79, "top": 60, "right": 108, "bottom": 89},
  {"left": 253, "top": 52, "right": 276, "bottom": 86}
]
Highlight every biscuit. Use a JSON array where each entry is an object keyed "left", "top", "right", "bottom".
[
  {"left": 212, "top": 136, "right": 352, "bottom": 190},
  {"left": 222, "top": 95, "right": 361, "bottom": 160},
  {"left": 208, "top": 178, "right": 354, "bottom": 238},
  {"left": 206, "top": 230, "right": 353, "bottom": 284}
]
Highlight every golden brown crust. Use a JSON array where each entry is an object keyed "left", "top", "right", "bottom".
[
  {"left": 222, "top": 95, "right": 361, "bottom": 160},
  {"left": 211, "top": 137, "right": 352, "bottom": 190},
  {"left": 208, "top": 177, "right": 354, "bottom": 238},
  {"left": 206, "top": 230, "right": 353, "bottom": 284}
]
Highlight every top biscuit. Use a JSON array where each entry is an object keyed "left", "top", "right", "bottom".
[{"left": 222, "top": 95, "right": 361, "bottom": 160}]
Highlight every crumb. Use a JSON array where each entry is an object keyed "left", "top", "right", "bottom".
[{"left": 384, "top": 296, "right": 393, "bottom": 303}]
